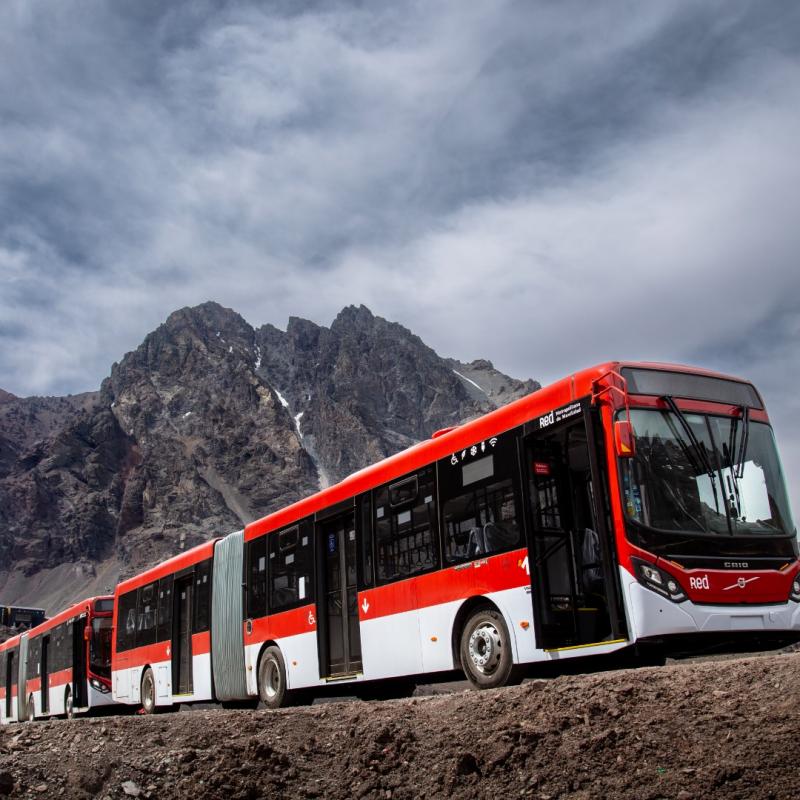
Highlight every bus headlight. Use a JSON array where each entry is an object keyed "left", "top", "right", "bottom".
[
  {"left": 632, "top": 558, "right": 686, "bottom": 603},
  {"left": 790, "top": 577, "right": 800, "bottom": 602}
]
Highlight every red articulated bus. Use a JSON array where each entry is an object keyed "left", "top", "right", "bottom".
[
  {"left": 107, "top": 361, "right": 798, "bottom": 712},
  {"left": 111, "top": 542, "right": 215, "bottom": 712},
  {"left": 0, "top": 596, "right": 115, "bottom": 723}
]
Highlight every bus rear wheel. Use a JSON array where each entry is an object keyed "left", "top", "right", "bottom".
[
  {"left": 258, "top": 646, "right": 291, "bottom": 709},
  {"left": 27, "top": 696, "right": 35, "bottom": 723},
  {"left": 64, "top": 687, "right": 74, "bottom": 720},
  {"left": 141, "top": 668, "right": 156, "bottom": 715},
  {"left": 460, "top": 608, "right": 517, "bottom": 690}
]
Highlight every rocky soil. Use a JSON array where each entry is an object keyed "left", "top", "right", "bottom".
[{"left": 2, "top": 652, "right": 799, "bottom": 799}]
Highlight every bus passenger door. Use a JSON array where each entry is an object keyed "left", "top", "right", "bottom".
[
  {"left": 173, "top": 576, "right": 194, "bottom": 695},
  {"left": 4, "top": 651, "right": 13, "bottom": 718},
  {"left": 524, "top": 405, "right": 625, "bottom": 651},
  {"left": 71, "top": 619, "right": 88, "bottom": 707},
  {"left": 40, "top": 635, "right": 50, "bottom": 713},
  {"left": 317, "top": 512, "right": 363, "bottom": 679}
]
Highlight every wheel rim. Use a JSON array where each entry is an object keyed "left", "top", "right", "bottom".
[
  {"left": 66, "top": 691, "right": 73, "bottom": 719},
  {"left": 143, "top": 674, "right": 154, "bottom": 711},
  {"left": 468, "top": 621, "right": 504, "bottom": 676},
  {"left": 264, "top": 658, "right": 280, "bottom": 700},
  {"left": 28, "top": 697, "right": 34, "bottom": 722}
]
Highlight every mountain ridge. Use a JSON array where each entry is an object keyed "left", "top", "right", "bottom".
[{"left": 0, "top": 302, "right": 539, "bottom": 613}]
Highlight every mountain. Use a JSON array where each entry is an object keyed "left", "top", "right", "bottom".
[{"left": 0, "top": 303, "right": 538, "bottom": 612}]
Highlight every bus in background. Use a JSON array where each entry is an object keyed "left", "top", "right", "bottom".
[
  {"left": 111, "top": 542, "right": 215, "bottom": 713},
  {"left": 0, "top": 606, "right": 46, "bottom": 632},
  {"left": 110, "top": 361, "right": 797, "bottom": 712},
  {"left": 1, "top": 597, "right": 115, "bottom": 723}
]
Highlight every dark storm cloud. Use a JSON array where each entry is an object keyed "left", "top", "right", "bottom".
[{"left": 1, "top": 0, "right": 799, "bottom": 510}]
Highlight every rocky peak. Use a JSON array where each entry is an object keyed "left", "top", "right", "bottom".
[{"left": 0, "top": 302, "right": 537, "bottom": 612}]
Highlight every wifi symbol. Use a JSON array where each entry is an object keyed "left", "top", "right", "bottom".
[{"left": 489, "top": 437, "right": 498, "bottom": 448}]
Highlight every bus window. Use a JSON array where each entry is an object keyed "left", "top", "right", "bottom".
[
  {"left": 247, "top": 537, "right": 267, "bottom": 619},
  {"left": 116, "top": 590, "right": 138, "bottom": 652},
  {"left": 90, "top": 618, "right": 112, "bottom": 677},
  {"left": 157, "top": 576, "right": 173, "bottom": 642},
  {"left": 438, "top": 430, "right": 523, "bottom": 565},
  {"left": 193, "top": 561, "right": 212, "bottom": 633},
  {"left": 358, "top": 494, "right": 374, "bottom": 588},
  {"left": 374, "top": 466, "right": 438, "bottom": 584},
  {"left": 269, "top": 523, "right": 313, "bottom": 611},
  {"left": 137, "top": 584, "right": 157, "bottom": 647},
  {"left": 443, "top": 478, "right": 521, "bottom": 563}
]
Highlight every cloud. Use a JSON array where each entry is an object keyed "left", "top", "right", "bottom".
[{"left": 1, "top": 0, "right": 799, "bottom": 510}]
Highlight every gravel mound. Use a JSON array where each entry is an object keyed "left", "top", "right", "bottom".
[{"left": 1, "top": 653, "right": 798, "bottom": 799}]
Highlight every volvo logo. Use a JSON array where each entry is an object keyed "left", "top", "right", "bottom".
[{"left": 722, "top": 576, "right": 760, "bottom": 591}]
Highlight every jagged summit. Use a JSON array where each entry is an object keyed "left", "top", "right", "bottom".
[{"left": 0, "top": 303, "right": 537, "bottom": 612}]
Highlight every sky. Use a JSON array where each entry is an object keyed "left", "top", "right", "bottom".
[{"left": 1, "top": 0, "right": 799, "bottom": 514}]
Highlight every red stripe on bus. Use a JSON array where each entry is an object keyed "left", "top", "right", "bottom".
[
  {"left": 114, "top": 640, "right": 170, "bottom": 670},
  {"left": 359, "top": 548, "right": 530, "bottom": 621},
  {"left": 244, "top": 548, "right": 530, "bottom": 645},
  {"left": 246, "top": 604, "right": 317, "bottom": 646},
  {"left": 114, "top": 630, "right": 211, "bottom": 670}
]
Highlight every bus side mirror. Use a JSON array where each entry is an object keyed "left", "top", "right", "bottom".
[{"left": 614, "top": 420, "right": 636, "bottom": 458}]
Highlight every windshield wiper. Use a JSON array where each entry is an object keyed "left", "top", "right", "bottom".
[
  {"left": 723, "top": 406, "right": 749, "bottom": 522},
  {"left": 734, "top": 405, "right": 750, "bottom": 479},
  {"left": 662, "top": 395, "right": 729, "bottom": 532},
  {"left": 662, "top": 396, "right": 716, "bottom": 479}
]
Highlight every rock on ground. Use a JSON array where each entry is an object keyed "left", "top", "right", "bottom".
[{"left": 1, "top": 653, "right": 799, "bottom": 799}]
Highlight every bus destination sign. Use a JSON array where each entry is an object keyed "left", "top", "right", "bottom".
[{"left": 536, "top": 400, "right": 584, "bottom": 430}]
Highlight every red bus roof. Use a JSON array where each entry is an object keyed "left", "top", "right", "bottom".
[
  {"left": 115, "top": 539, "right": 217, "bottom": 596},
  {"left": 244, "top": 359, "right": 761, "bottom": 542},
  {"left": 0, "top": 633, "right": 21, "bottom": 653}
]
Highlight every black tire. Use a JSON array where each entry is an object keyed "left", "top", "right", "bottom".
[
  {"left": 27, "top": 695, "right": 35, "bottom": 723},
  {"left": 459, "top": 608, "right": 518, "bottom": 689},
  {"left": 141, "top": 668, "right": 157, "bottom": 715},
  {"left": 258, "top": 646, "right": 292, "bottom": 709},
  {"left": 64, "top": 687, "right": 74, "bottom": 720}
]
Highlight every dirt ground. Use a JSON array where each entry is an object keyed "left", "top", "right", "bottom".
[{"left": 1, "top": 652, "right": 799, "bottom": 799}]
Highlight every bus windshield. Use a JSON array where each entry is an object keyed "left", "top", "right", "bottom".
[
  {"left": 90, "top": 617, "right": 113, "bottom": 677},
  {"left": 620, "top": 409, "right": 795, "bottom": 537}
]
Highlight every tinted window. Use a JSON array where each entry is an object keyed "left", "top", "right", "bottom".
[
  {"left": 374, "top": 466, "right": 438, "bottom": 584},
  {"left": 27, "top": 637, "right": 41, "bottom": 680},
  {"left": 621, "top": 368, "right": 762, "bottom": 409},
  {"left": 269, "top": 523, "right": 313, "bottom": 611},
  {"left": 439, "top": 429, "right": 523, "bottom": 564},
  {"left": 7, "top": 647, "right": 18, "bottom": 688},
  {"left": 193, "top": 560, "right": 212, "bottom": 633},
  {"left": 247, "top": 537, "right": 267, "bottom": 619},
  {"left": 359, "top": 494, "right": 374, "bottom": 588},
  {"left": 137, "top": 584, "right": 157, "bottom": 647},
  {"left": 116, "top": 590, "right": 138, "bottom": 653},
  {"left": 157, "top": 576, "right": 173, "bottom": 643},
  {"left": 94, "top": 599, "right": 114, "bottom": 614}
]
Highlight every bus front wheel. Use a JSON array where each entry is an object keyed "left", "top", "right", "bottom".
[
  {"left": 141, "top": 668, "right": 156, "bottom": 715},
  {"left": 27, "top": 696, "right": 35, "bottom": 723},
  {"left": 460, "top": 608, "right": 518, "bottom": 690},
  {"left": 65, "top": 687, "right": 74, "bottom": 720}
]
